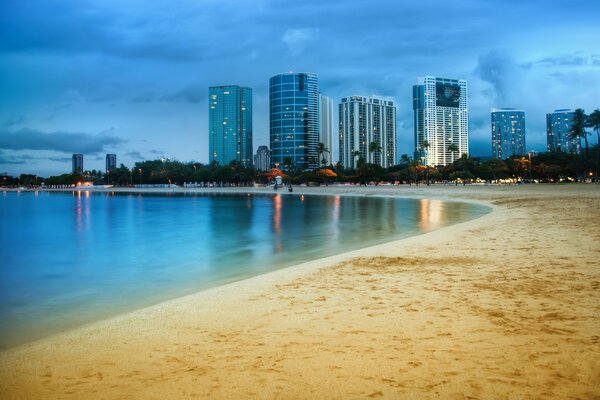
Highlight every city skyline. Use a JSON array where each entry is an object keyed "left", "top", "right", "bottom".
[{"left": 1, "top": 0, "right": 600, "bottom": 175}]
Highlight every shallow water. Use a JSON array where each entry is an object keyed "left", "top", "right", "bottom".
[{"left": 0, "top": 190, "right": 489, "bottom": 348}]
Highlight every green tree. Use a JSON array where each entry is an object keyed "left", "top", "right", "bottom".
[
  {"left": 570, "top": 109, "right": 589, "bottom": 174},
  {"left": 368, "top": 141, "right": 382, "bottom": 165},
  {"left": 317, "top": 142, "right": 330, "bottom": 167},
  {"left": 586, "top": 109, "right": 600, "bottom": 180}
]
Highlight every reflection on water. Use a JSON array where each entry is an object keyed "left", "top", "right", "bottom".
[{"left": 0, "top": 191, "right": 489, "bottom": 349}]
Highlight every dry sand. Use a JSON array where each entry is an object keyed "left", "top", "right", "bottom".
[{"left": 1, "top": 184, "right": 599, "bottom": 399}]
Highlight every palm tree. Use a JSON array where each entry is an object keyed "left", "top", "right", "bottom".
[
  {"left": 352, "top": 150, "right": 362, "bottom": 169},
  {"left": 317, "top": 142, "right": 330, "bottom": 167},
  {"left": 570, "top": 109, "right": 590, "bottom": 179},
  {"left": 282, "top": 156, "right": 294, "bottom": 171},
  {"left": 448, "top": 143, "right": 459, "bottom": 162},
  {"left": 587, "top": 109, "right": 600, "bottom": 180},
  {"left": 368, "top": 141, "right": 382, "bottom": 165},
  {"left": 420, "top": 140, "right": 430, "bottom": 165},
  {"left": 570, "top": 108, "right": 589, "bottom": 161}
]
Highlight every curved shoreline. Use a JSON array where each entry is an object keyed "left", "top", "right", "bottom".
[
  {"left": 1, "top": 184, "right": 598, "bottom": 399},
  {"left": 1, "top": 187, "right": 492, "bottom": 351}
]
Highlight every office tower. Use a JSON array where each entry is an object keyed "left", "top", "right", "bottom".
[
  {"left": 546, "top": 109, "right": 580, "bottom": 153},
  {"left": 209, "top": 85, "right": 253, "bottom": 166},
  {"left": 269, "top": 72, "right": 319, "bottom": 170},
  {"left": 413, "top": 76, "right": 468, "bottom": 166},
  {"left": 339, "top": 96, "right": 397, "bottom": 169},
  {"left": 491, "top": 109, "right": 526, "bottom": 159},
  {"left": 72, "top": 154, "right": 83, "bottom": 175},
  {"left": 254, "top": 145, "right": 271, "bottom": 171},
  {"left": 106, "top": 153, "right": 117, "bottom": 172},
  {"left": 319, "top": 95, "right": 333, "bottom": 166}
]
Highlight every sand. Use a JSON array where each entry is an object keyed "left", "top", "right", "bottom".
[{"left": 1, "top": 184, "right": 599, "bottom": 399}]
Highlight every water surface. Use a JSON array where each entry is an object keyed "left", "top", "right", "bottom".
[{"left": 0, "top": 190, "right": 489, "bottom": 348}]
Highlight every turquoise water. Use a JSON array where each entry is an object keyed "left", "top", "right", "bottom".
[{"left": 0, "top": 190, "right": 489, "bottom": 349}]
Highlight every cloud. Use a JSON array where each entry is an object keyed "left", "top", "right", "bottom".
[
  {"left": 3, "top": 115, "right": 26, "bottom": 127},
  {"left": 131, "top": 92, "right": 157, "bottom": 103},
  {"left": 281, "top": 28, "right": 319, "bottom": 56},
  {"left": 0, "top": 128, "right": 126, "bottom": 154},
  {"left": 531, "top": 54, "right": 600, "bottom": 67},
  {"left": 124, "top": 151, "right": 144, "bottom": 159},
  {"left": 474, "top": 50, "right": 526, "bottom": 105},
  {"left": 162, "top": 84, "right": 204, "bottom": 103}
]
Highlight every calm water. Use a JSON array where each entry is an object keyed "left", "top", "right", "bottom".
[{"left": 0, "top": 190, "right": 489, "bottom": 348}]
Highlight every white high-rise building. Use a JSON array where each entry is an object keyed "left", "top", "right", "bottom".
[
  {"left": 319, "top": 95, "right": 333, "bottom": 166},
  {"left": 413, "top": 76, "right": 468, "bottom": 166},
  {"left": 339, "top": 96, "right": 397, "bottom": 169},
  {"left": 254, "top": 145, "right": 270, "bottom": 171}
]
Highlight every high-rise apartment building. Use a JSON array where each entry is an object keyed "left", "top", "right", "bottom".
[
  {"left": 546, "top": 109, "right": 580, "bottom": 153},
  {"left": 254, "top": 145, "right": 271, "bottom": 171},
  {"left": 413, "top": 76, "right": 468, "bottom": 166},
  {"left": 319, "top": 95, "right": 333, "bottom": 166},
  {"left": 209, "top": 85, "right": 253, "bottom": 166},
  {"left": 269, "top": 72, "right": 319, "bottom": 170},
  {"left": 339, "top": 96, "right": 397, "bottom": 169},
  {"left": 491, "top": 109, "right": 526, "bottom": 159},
  {"left": 72, "top": 154, "right": 83, "bottom": 175},
  {"left": 106, "top": 153, "right": 117, "bottom": 172}
]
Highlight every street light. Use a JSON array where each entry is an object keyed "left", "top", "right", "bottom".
[
  {"left": 130, "top": 169, "right": 133, "bottom": 186},
  {"left": 138, "top": 168, "right": 142, "bottom": 185}
]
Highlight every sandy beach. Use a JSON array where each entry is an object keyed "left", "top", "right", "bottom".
[{"left": 1, "top": 184, "right": 599, "bottom": 399}]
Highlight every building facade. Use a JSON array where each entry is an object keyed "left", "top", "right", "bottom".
[
  {"left": 72, "top": 154, "right": 83, "bottom": 175},
  {"left": 106, "top": 153, "right": 117, "bottom": 172},
  {"left": 209, "top": 85, "right": 253, "bottom": 166},
  {"left": 269, "top": 72, "right": 319, "bottom": 170},
  {"left": 491, "top": 109, "right": 526, "bottom": 159},
  {"left": 546, "top": 109, "right": 580, "bottom": 153},
  {"left": 319, "top": 95, "right": 333, "bottom": 166},
  {"left": 413, "top": 76, "right": 468, "bottom": 166},
  {"left": 339, "top": 96, "right": 397, "bottom": 169},
  {"left": 254, "top": 145, "right": 271, "bottom": 171}
]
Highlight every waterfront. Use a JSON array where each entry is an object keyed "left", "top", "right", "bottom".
[{"left": 0, "top": 190, "right": 487, "bottom": 349}]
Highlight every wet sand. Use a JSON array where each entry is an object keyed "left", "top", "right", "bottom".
[{"left": 1, "top": 184, "right": 599, "bottom": 399}]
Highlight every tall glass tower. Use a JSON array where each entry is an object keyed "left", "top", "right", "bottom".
[
  {"left": 209, "top": 85, "right": 253, "bottom": 166},
  {"left": 269, "top": 72, "right": 319, "bottom": 170},
  {"left": 546, "top": 109, "right": 580, "bottom": 153},
  {"left": 413, "top": 76, "right": 468, "bottom": 166},
  {"left": 72, "top": 154, "right": 83, "bottom": 174},
  {"left": 491, "top": 109, "right": 526, "bottom": 159},
  {"left": 339, "top": 96, "right": 397, "bottom": 169}
]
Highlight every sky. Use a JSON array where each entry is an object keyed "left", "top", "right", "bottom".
[{"left": 1, "top": 0, "right": 599, "bottom": 176}]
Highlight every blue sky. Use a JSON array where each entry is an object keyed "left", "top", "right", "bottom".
[{"left": 1, "top": 0, "right": 599, "bottom": 176}]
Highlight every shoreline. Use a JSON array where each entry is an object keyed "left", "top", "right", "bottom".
[
  {"left": 0, "top": 187, "right": 492, "bottom": 351},
  {"left": 1, "top": 184, "right": 599, "bottom": 399}
]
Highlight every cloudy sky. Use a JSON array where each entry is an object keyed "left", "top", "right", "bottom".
[{"left": 1, "top": 0, "right": 599, "bottom": 176}]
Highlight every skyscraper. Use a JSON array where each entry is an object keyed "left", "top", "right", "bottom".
[
  {"left": 319, "top": 95, "right": 333, "bottom": 166},
  {"left": 413, "top": 76, "right": 468, "bottom": 166},
  {"left": 339, "top": 96, "right": 397, "bottom": 169},
  {"left": 254, "top": 145, "right": 270, "bottom": 171},
  {"left": 269, "top": 72, "right": 319, "bottom": 170},
  {"left": 106, "top": 153, "right": 117, "bottom": 172},
  {"left": 546, "top": 109, "right": 580, "bottom": 153},
  {"left": 491, "top": 109, "right": 526, "bottom": 159},
  {"left": 209, "top": 85, "right": 253, "bottom": 166},
  {"left": 72, "top": 154, "right": 83, "bottom": 175}
]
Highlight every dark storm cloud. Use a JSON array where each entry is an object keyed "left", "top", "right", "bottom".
[{"left": 0, "top": 128, "right": 125, "bottom": 154}]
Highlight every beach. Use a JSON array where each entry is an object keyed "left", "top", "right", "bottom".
[{"left": 0, "top": 184, "right": 599, "bottom": 399}]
